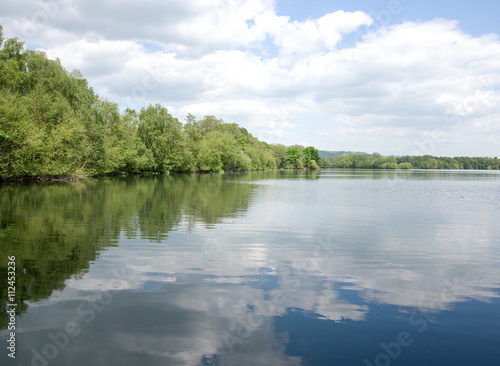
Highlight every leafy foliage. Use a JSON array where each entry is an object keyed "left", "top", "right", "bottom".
[
  {"left": 286, "top": 146, "right": 303, "bottom": 169},
  {"left": 321, "top": 153, "right": 499, "bottom": 170},
  {"left": 304, "top": 146, "right": 320, "bottom": 169}
]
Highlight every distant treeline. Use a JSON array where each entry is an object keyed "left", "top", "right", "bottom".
[
  {"left": 321, "top": 153, "right": 500, "bottom": 170},
  {"left": 0, "top": 26, "right": 321, "bottom": 179},
  {"left": 318, "top": 150, "right": 369, "bottom": 159}
]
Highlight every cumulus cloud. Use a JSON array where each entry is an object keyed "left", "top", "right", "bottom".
[
  {"left": 1, "top": 0, "right": 499, "bottom": 155},
  {"left": 255, "top": 9, "right": 373, "bottom": 58}
]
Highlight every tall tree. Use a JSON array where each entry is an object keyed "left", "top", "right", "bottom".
[
  {"left": 271, "top": 144, "right": 289, "bottom": 168},
  {"left": 137, "top": 104, "right": 183, "bottom": 172},
  {"left": 287, "top": 146, "right": 303, "bottom": 169}
]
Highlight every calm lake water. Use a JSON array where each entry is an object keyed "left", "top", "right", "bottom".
[{"left": 1, "top": 169, "right": 500, "bottom": 366}]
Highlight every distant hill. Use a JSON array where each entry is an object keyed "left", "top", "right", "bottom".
[{"left": 318, "top": 150, "right": 370, "bottom": 159}]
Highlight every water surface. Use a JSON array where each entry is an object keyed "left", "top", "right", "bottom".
[{"left": 1, "top": 170, "right": 499, "bottom": 365}]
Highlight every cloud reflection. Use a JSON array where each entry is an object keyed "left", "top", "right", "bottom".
[{"left": 2, "top": 171, "right": 500, "bottom": 365}]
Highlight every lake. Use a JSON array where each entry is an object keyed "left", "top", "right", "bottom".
[{"left": 1, "top": 169, "right": 500, "bottom": 365}]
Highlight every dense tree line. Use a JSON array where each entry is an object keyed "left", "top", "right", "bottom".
[
  {"left": 1, "top": 25, "right": 496, "bottom": 178},
  {"left": 0, "top": 26, "right": 321, "bottom": 179},
  {"left": 321, "top": 153, "right": 500, "bottom": 170}
]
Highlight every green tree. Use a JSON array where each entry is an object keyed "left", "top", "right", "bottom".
[
  {"left": 421, "top": 156, "right": 438, "bottom": 169},
  {"left": 335, "top": 155, "right": 353, "bottom": 168},
  {"left": 303, "top": 146, "right": 321, "bottom": 168},
  {"left": 380, "top": 162, "right": 399, "bottom": 169},
  {"left": 0, "top": 35, "right": 103, "bottom": 178},
  {"left": 137, "top": 104, "right": 183, "bottom": 172},
  {"left": 398, "top": 162, "right": 412, "bottom": 169},
  {"left": 287, "top": 146, "right": 303, "bottom": 169},
  {"left": 102, "top": 102, "right": 154, "bottom": 173},
  {"left": 320, "top": 157, "right": 331, "bottom": 168},
  {"left": 271, "top": 144, "right": 288, "bottom": 168}
]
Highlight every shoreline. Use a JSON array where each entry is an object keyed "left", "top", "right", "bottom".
[
  {"left": 2, "top": 166, "right": 499, "bottom": 184},
  {"left": 0, "top": 168, "right": 321, "bottom": 183}
]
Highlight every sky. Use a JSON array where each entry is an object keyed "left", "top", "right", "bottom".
[{"left": 1, "top": 0, "right": 500, "bottom": 156}]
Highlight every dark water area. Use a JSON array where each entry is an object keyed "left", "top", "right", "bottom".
[{"left": 1, "top": 169, "right": 499, "bottom": 365}]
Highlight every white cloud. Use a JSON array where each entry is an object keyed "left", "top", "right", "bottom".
[{"left": 1, "top": 0, "right": 500, "bottom": 155}]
